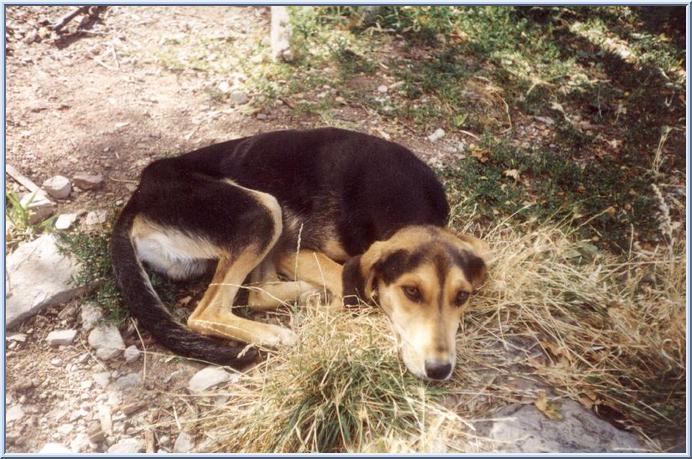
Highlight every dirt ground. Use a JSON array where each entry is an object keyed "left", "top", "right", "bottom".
[{"left": 4, "top": 6, "right": 464, "bottom": 453}]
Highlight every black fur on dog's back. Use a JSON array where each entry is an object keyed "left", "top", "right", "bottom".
[{"left": 111, "top": 128, "right": 450, "bottom": 366}]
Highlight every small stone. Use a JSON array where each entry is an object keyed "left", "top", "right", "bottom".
[
  {"left": 188, "top": 366, "right": 231, "bottom": 393},
  {"left": 173, "top": 432, "right": 195, "bottom": 453},
  {"left": 70, "top": 433, "right": 92, "bottom": 452},
  {"left": 7, "top": 333, "right": 27, "bottom": 342},
  {"left": 39, "top": 443, "right": 73, "bottom": 453},
  {"left": 123, "top": 345, "right": 140, "bottom": 363},
  {"left": 256, "top": 113, "right": 268, "bottom": 120},
  {"left": 217, "top": 80, "right": 230, "bottom": 93},
  {"left": 107, "top": 437, "right": 144, "bottom": 453},
  {"left": 85, "top": 210, "right": 108, "bottom": 226},
  {"left": 115, "top": 373, "right": 142, "bottom": 390},
  {"left": 57, "top": 423, "right": 74, "bottom": 435},
  {"left": 50, "top": 357, "right": 62, "bottom": 366},
  {"left": 93, "top": 371, "right": 111, "bottom": 388},
  {"left": 73, "top": 173, "right": 104, "bottom": 190},
  {"left": 88, "top": 422, "right": 106, "bottom": 444},
  {"left": 46, "top": 329, "right": 78, "bottom": 346},
  {"left": 6, "top": 405, "right": 24, "bottom": 422},
  {"left": 98, "top": 404, "right": 113, "bottom": 435},
  {"left": 121, "top": 401, "right": 146, "bottom": 416},
  {"left": 42, "top": 175, "right": 71, "bottom": 199},
  {"left": 55, "top": 213, "right": 78, "bottom": 230},
  {"left": 114, "top": 122, "right": 130, "bottom": 129},
  {"left": 535, "top": 115, "right": 555, "bottom": 126},
  {"left": 230, "top": 89, "right": 249, "bottom": 105},
  {"left": 81, "top": 380, "right": 93, "bottom": 390},
  {"left": 427, "top": 128, "right": 446, "bottom": 142},
  {"left": 19, "top": 191, "right": 55, "bottom": 224},
  {"left": 81, "top": 302, "right": 103, "bottom": 331},
  {"left": 88, "top": 324, "right": 125, "bottom": 360},
  {"left": 377, "top": 84, "right": 388, "bottom": 93}
]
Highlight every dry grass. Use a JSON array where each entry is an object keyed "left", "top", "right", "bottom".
[{"left": 191, "top": 219, "right": 685, "bottom": 453}]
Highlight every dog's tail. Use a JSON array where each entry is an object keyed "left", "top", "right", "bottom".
[{"left": 110, "top": 200, "right": 258, "bottom": 367}]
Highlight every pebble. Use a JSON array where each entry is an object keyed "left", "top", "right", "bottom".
[
  {"left": 81, "top": 302, "right": 103, "bottom": 331},
  {"left": 46, "top": 329, "right": 78, "bottom": 346},
  {"left": 50, "top": 357, "right": 62, "bottom": 366},
  {"left": 57, "top": 423, "right": 74, "bottom": 435},
  {"left": 377, "top": 84, "right": 388, "bottom": 93},
  {"left": 81, "top": 380, "right": 93, "bottom": 390},
  {"left": 55, "top": 213, "right": 78, "bottom": 230},
  {"left": 7, "top": 333, "right": 27, "bottom": 342},
  {"left": 427, "top": 128, "right": 446, "bottom": 142},
  {"left": 6, "top": 405, "right": 24, "bottom": 422},
  {"left": 230, "top": 89, "right": 249, "bottom": 105},
  {"left": 188, "top": 366, "right": 231, "bottom": 393},
  {"left": 42, "top": 175, "right": 72, "bottom": 199},
  {"left": 173, "top": 432, "right": 195, "bottom": 453},
  {"left": 39, "top": 443, "right": 73, "bottom": 453},
  {"left": 93, "top": 372, "right": 111, "bottom": 388},
  {"left": 107, "top": 437, "right": 144, "bottom": 453},
  {"left": 19, "top": 191, "right": 55, "bottom": 224},
  {"left": 85, "top": 210, "right": 108, "bottom": 226},
  {"left": 72, "top": 173, "right": 104, "bottom": 190},
  {"left": 217, "top": 80, "right": 230, "bottom": 93},
  {"left": 70, "top": 433, "right": 92, "bottom": 452},
  {"left": 88, "top": 324, "right": 125, "bottom": 360},
  {"left": 115, "top": 372, "right": 142, "bottom": 390},
  {"left": 98, "top": 404, "right": 113, "bottom": 435},
  {"left": 256, "top": 113, "right": 268, "bottom": 120},
  {"left": 123, "top": 345, "right": 141, "bottom": 363}
]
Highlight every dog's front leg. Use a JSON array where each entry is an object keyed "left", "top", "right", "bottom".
[{"left": 276, "top": 250, "right": 343, "bottom": 305}]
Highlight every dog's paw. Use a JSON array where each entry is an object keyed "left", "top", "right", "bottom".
[{"left": 259, "top": 326, "right": 298, "bottom": 348}]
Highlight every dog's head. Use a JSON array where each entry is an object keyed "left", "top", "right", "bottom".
[{"left": 343, "top": 226, "right": 488, "bottom": 381}]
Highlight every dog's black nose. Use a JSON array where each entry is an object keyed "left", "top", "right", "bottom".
[{"left": 424, "top": 361, "right": 452, "bottom": 380}]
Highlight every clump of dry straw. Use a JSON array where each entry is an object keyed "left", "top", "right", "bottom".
[{"left": 193, "top": 218, "right": 685, "bottom": 453}]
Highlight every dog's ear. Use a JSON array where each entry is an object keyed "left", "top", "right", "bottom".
[
  {"left": 342, "top": 241, "right": 385, "bottom": 306},
  {"left": 445, "top": 230, "right": 490, "bottom": 291}
]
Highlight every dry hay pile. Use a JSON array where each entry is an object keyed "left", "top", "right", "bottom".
[{"left": 190, "top": 220, "right": 684, "bottom": 453}]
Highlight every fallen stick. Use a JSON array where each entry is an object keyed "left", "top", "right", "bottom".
[
  {"left": 6, "top": 164, "right": 41, "bottom": 193},
  {"left": 53, "top": 6, "right": 90, "bottom": 33}
]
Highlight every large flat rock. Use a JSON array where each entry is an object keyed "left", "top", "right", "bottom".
[
  {"left": 477, "top": 400, "right": 643, "bottom": 453},
  {"left": 6, "top": 234, "right": 86, "bottom": 329}
]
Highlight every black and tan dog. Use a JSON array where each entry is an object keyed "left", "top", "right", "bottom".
[{"left": 111, "top": 128, "right": 488, "bottom": 380}]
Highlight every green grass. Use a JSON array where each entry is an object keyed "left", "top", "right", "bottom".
[
  {"left": 57, "top": 227, "right": 179, "bottom": 325},
  {"left": 439, "top": 136, "right": 661, "bottom": 250}
]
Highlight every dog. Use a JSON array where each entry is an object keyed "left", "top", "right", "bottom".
[{"left": 111, "top": 127, "right": 488, "bottom": 380}]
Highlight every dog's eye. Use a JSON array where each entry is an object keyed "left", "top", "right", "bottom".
[
  {"left": 455, "top": 291, "right": 470, "bottom": 306},
  {"left": 402, "top": 286, "right": 422, "bottom": 302}
]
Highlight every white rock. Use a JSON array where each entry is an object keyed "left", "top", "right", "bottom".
[
  {"left": 42, "top": 175, "right": 72, "bottom": 199},
  {"left": 70, "top": 432, "right": 92, "bottom": 452},
  {"left": 50, "top": 357, "right": 62, "bottom": 366},
  {"left": 72, "top": 173, "right": 104, "bottom": 190},
  {"left": 19, "top": 190, "right": 55, "bottom": 224},
  {"left": 88, "top": 324, "right": 125, "bottom": 360},
  {"left": 230, "top": 89, "right": 249, "bottom": 105},
  {"left": 115, "top": 372, "right": 141, "bottom": 390},
  {"left": 377, "top": 84, "right": 388, "bottom": 93},
  {"left": 57, "top": 423, "right": 74, "bottom": 435},
  {"left": 6, "top": 405, "right": 24, "bottom": 422},
  {"left": 107, "top": 437, "right": 144, "bottom": 453},
  {"left": 173, "top": 432, "right": 195, "bottom": 453},
  {"left": 93, "top": 371, "right": 111, "bottom": 388},
  {"left": 81, "top": 302, "right": 103, "bottom": 331},
  {"left": 6, "top": 234, "right": 85, "bottom": 328},
  {"left": 85, "top": 210, "right": 108, "bottom": 226},
  {"left": 39, "top": 443, "right": 73, "bottom": 453},
  {"left": 6, "top": 333, "right": 27, "bottom": 342},
  {"left": 123, "top": 345, "right": 141, "bottom": 363},
  {"left": 270, "top": 6, "right": 292, "bottom": 62},
  {"left": 46, "top": 329, "right": 78, "bottom": 346},
  {"left": 188, "top": 366, "right": 230, "bottom": 393},
  {"left": 54, "top": 213, "right": 78, "bottom": 230},
  {"left": 217, "top": 80, "right": 230, "bottom": 93},
  {"left": 427, "top": 128, "right": 446, "bottom": 142}
]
